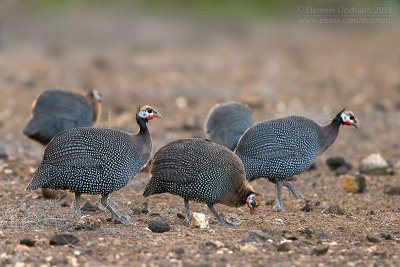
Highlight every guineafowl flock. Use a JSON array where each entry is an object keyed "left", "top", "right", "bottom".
[{"left": 23, "top": 89, "right": 358, "bottom": 226}]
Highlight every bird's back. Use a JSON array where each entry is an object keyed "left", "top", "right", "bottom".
[
  {"left": 235, "top": 116, "right": 324, "bottom": 180},
  {"left": 205, "top": 102, "right": 253, "bottom": 150},
  {"left": 28, "top": 127, "right": 150, "bottom": 195},
  {"left": 144, "top": 139, "right": 245, "bottom": 205},
  {"left": 24, "top": 90, "right": 95, "bottom": 144}
]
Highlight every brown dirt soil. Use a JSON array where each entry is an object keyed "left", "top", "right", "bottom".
[{"left": 0, "top": 11, "right": 400, "bottom": 267}]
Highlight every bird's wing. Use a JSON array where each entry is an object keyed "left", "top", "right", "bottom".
[
  {"left": 150, "top": 141, "right": 205, "bottom": 184},
  {"left": 236, "top": 122, "right": 299, "bottom": 160},
  {"left": 150, "top": 157, "right": 197, "bottom": 184},
  {"left": 41, "top": 128, "right": 121, "bottom": 169}
]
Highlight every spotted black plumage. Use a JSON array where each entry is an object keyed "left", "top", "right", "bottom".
[
  {"left": 143, "top": 138, "right": 258, "bottom": 226},
  {"left": 235, "top": 110, "right": 358, "bottom": 211},
  {"left": 23, "top": 89, "right": 102, "bottom": 145},
  {"left": 205, "top": 102, "right": 253, "bottom": 150},
  {"left": 27, "top": 105, "right": 161, "bottom": 224}
]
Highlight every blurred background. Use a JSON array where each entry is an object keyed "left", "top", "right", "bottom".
[{"left": 0, "top": 0, "right": 399, "bottom": 162}]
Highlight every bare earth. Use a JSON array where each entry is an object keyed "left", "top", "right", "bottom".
[{"left": 0, "top": 10, "right": 399, "bottom": 267}]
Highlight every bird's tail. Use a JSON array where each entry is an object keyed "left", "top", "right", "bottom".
[
  {"left": 23, "top": 119, "right": 40, "bottom": 137},
  {"left": 142, "top": 177, "right": 163, "bottom": 197},
  {"left": 26, "top": 167, "right": 49, "bottom": 190}
]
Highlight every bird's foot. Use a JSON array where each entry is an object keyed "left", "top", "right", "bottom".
[
  {"left": 216, "top": 219, "right": 231, "bottom": 227},
  {"left": 185, "top": 218, "right": 192, "bottom": 225},
  {"left": 107, "top": 216, "right": 132, "bottom": 225},
  {"left": 271, "top": 203, "right": 286, "bottom": 212},
  {"left": 283, "top": 182, "right": 305, "bottom": 199}
]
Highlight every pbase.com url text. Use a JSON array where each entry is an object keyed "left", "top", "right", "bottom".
[{"left": 298, "top": 17, "right": 394, "bottom": 24}]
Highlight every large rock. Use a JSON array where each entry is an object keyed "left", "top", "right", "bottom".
[{"left": 360, "top": 153, "right": 390, "bottom": 175}]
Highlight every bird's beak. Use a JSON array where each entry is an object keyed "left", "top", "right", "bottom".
[
  {"left": 154, "top": 110, "right": 162, "bottom": 119},
  {"left": 353, "top": 121, "right": 358, "bottom": 129},
  {"left": 249, "top": 207, "right": 255, "bottom": 215}
]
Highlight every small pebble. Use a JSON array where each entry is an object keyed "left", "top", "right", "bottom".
[
  {"left": 342, "top": 174, "right": 367, "bottom": 193},
  {"left": 274, "top": 218, "right": 284, "bottom": 226},
  {"left": 240, "top": 243, "right": 257, "bottom": 253},
  {"left": 326, "top": 205, "right": 345, "bottom": 215},
  {"left": 277, "top": 242, "right": 291, "bottom": 252},
  {"left": 205, "top": 241, "right": 217, "bottom": 249},
  {"left": 301, "top": 201, "right": 313, "bottom": 212},
  {"left": 383, "top": 185, "right": 400, "bottom": 195},
  {"left": 311, "top": 245, "right": 329, "bottom": 255},
  {"left": 19, "top": 238, "right": 35, "bottom": 247},
  {"left": 61, "top": 201, "right": 70, "bottom": 207},
  {"left": 224, "top": 216, "right": 242, "bottom": 226},
  {"left": 191, "top": 212, "right": 209, "bottom": 229},
  {"left": 81, "top": 202, "right": 101, "bottom": 212},
  {"left": 360, "top": 153, "right": 389, "bottom": 175},
  {"left": 383, "top": 234, "right": 392, "bottom": 240},
  {"left": 336, "top": 164, "right": 352, "bottom": 175},
  {"left": 243, "top": 229, "right": 272, "bottom": 243},
  {"left": 74, "top": 215, "right": 101, "bottom": 231},
  {"left": 326, "top": 156, "right": 346, "bottom": 169},
  {"left": 148, "top": 217, "right": 170, "bottom": 233},
  {"left": 132, "top": 202, "right": 149, "bottom": 215},
  {"left": 366, "top": 234, "right": 382, "bottom": 243},
  {"left": 49, "top": 234, "right": 79, "bottom": 246},
  {"left": 177, "top": 213, "right": 186, "bottom": 220}
]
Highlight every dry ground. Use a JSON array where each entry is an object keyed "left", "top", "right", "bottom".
[{"left": 0, "top": 8, "right": 400, "bottom": 267}]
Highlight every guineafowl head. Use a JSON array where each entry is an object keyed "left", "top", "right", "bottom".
[
  {"left": 88, "top": 90, "right": 102, "bottom": 103},
  {"left": 246, "top": 193, "right": 260, "bottom": 214},
  {"left": 338, "top": 110, "right": 358, "bottom": 128},
  {"left": 137, "top": 106, "right": 162, "bottom": 121}
]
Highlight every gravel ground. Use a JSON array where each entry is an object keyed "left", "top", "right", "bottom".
[{"left": 0, "top": 9, "right": 399, "bottom": 267}]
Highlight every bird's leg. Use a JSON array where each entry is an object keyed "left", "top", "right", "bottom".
[
  {"left": 207, "top": 204, "right": 229, "bottom": 227},
  {"left": 75, "top": 193, "right": 82, "bottom": 220},
  {"left": 101, "top": 195, "right": 131, "bottom": 225},
  {"left": 283, "top": 181, "right": 305, "bottom": 199},
  {"left": 272, "top": 180, "right": 286, "bottom": 212},
  {"left": 184, "top": 199, "right": 191, "bottom": 225}
]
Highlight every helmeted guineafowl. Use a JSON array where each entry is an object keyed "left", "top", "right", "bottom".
[
  {"left": 26, "top": 105, "right": 161, "bottom": 224},
  {"left": 23, "top": 89, "right": 103, "bottom": 145},
  {"left": 204, "top": 102, "right": 253, "bottom": 150},
  {"left": 143, "top": 138, "right": 259, "bottom": 226},
  {"left": 235, "top": 109, "right": 358, "bottom": 211}
]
